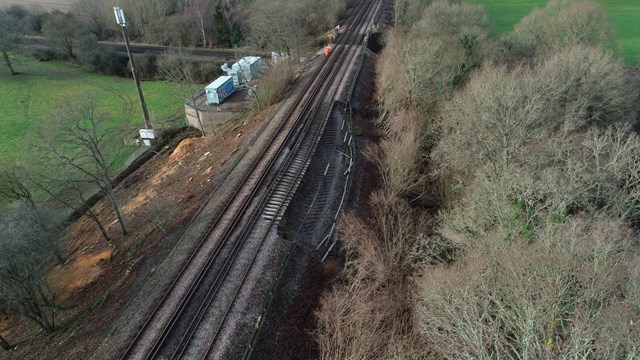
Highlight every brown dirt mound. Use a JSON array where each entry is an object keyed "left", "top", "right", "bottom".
[{"left": 170, "top": 137, "right": 202, "bottom": 161}]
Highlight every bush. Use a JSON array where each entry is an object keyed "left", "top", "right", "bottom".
[
  {"left": 157, "top": 54, "right": 222, "bottom": 84},
  {"left": 505, "top": 0, "right": 616, "bottom": 59},
  {"left": 135, "top": 53, "right": 159, "bottom": 80},
  {"left": 317, "top": 192, "right": 427, "bottom": 359},
  {"left": 5, "top": 4, "right": 45, "bottom": 34},
  {"left": 195, "top": 61, "right": 222, "bottom": 83},
  {"left": 83, "top": 49, "right": 128, "bottom": 77},
  {"left": 247, "top": 61, "right": 294, "bottom": 112},
  {"left": 31, "top": 47, "right": 57, "bottom": 62}
]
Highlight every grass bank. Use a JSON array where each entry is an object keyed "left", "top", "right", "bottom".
[{"left": 0, "top": 59, "right": 185, "bottom": 168}]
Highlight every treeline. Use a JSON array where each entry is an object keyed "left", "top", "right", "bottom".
[
  {"left": 317, "top": 0, "right": 640, "bottom": 358},
  {"left": 2, "top": 0, "right": 346, "bottom": 51},
  {"left": 0, "top": 4, "right": 216, "bottom": 80},
  {"left": 1, "top": 0, "right": 347, "bottom": 78}
]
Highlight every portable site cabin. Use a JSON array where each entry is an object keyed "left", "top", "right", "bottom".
[
  {"left": 221, "top": 56, "right": 264, "bottom": 86},
  {"left": 205, "top": 76, "right": 235, "bottom": 105}
]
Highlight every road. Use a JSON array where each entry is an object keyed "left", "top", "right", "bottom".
[{"left": 18, "top": 37, "right": 267, "bottom": 63}]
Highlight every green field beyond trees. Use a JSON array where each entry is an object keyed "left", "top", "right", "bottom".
[
  {"left": 0, "top": 59, "right": 184, "bottom": 167},
  {"left": 474, "top": 0, "right": 640, "bottom": 63}
]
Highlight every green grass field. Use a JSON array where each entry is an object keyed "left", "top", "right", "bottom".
[
  {"left": 0, "top": 59, "right": 185, "bottom": 168},
  {"left": 472, "top": 0, "right": 640, "bottom": 64}
]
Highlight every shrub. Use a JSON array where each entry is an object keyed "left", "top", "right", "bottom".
[
  {"left": 195, "top": 61, "right": 222, "bottom": 83},
  {"left": 135, "top": 53, "right": 159, "bottom": 80},
  {"left": 31, "top": 47, "right": 57, "bottom": 62},
  {"left": 374, "top": 109, "right": 426, "bottom": 199},
  {"left": 505, "top": 0, "right": 616, "bottom": 59},
  {"left": 157, "top": 54, "right": 222, "bottom": 83},
  {"left": 317, "top": 192, "right": 426, "bottom": 359},
  {"left": 247, "top": 61, "right": 294, "bottom": 112},
  {"left": 83, "top": 49, "right": 128, "bottom": 77}
]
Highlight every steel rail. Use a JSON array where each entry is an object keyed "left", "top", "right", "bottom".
[
  {"left": 196, "top": 1, "right": 379, "bottom": 358},
  {"left": 119, "top": 0, "right": 377, "bottom": 358}
]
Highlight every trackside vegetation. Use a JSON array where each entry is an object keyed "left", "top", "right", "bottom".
[{"left": 317, "top": 0, "right": 640, "bottom": 358}]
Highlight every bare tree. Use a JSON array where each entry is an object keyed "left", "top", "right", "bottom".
[
  {"left": 42, "top": 11, "right": 80, "bottom": 59},
  {"left": 248, "top": 0, "right": 312, "bottom": 60},
  {"left": 393, "top": 0, "right": 435, "bottom": 28},
  {"left": 35, "top": 172, "right": 113, "bottom": 244},
  {"left": 377, "top": 0, "right": 493, "bottom": 115},
  {"left": 44, "top": 100, "right": 127, "bottom": 237},
  {"left": 158, "top": 49, "right": 207, "bottom": 136},
  {"left": 374, "top": 109, "right": 426, "bottom": 199},
  {"left": 0, "top": 164, "right": 35, "bottom": 207},
  {"left": 0, "top": 201, "right": 60, "bottom": 332},
  {"left": 71, "top": 0, "right": 116, "bottom": 40},
  {"left": 126, "top": 0, "right": 180, "bottom": 42},
  {"left": 419, "top": 218, "right": 640, "bottom": 359},
  {"left": 185, "top": 0, "right": 213, "bottom": 48},
  {"left": 0, "top": 11, "right": 23, "bottom": 75}
]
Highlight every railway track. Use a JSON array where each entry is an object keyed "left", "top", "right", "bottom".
[{"left": 119, "top": 0, "right": 380, "bottom": 358}]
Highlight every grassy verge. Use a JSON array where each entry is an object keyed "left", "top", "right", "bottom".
[
  {"left": 473, "top": 0, "right": 640, "bottom": 63},
  {"left": 0, "top": 58, "right": 185, "bottom": 168}
]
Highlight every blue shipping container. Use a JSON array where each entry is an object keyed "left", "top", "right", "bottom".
[{"left": 205, "top": 76, "right": 235, "bottom": 104}]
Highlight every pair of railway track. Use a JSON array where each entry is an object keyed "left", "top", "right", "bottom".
[{"left": 119, "top": 0, "right": 380, "bottom": 358}]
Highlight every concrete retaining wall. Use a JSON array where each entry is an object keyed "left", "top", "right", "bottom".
[{"left": 184, "top": 105, "right": 242, "bottom": 133}]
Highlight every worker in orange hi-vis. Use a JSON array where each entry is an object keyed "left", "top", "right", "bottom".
[{"left": 324, "top": 44, "right": 331, "bottom": 56}]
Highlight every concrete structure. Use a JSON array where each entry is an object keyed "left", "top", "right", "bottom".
[
  {"left": 221, "top": 56, "right": 264, "bottom": 86},
  {"left": 184, "top": 89, "right": 245, "bottom": 134},
  {"left": 205, "top": 76, "right": 235, "bottom": 104},
  {"left": 184, "top": 105, "right": 241, "bottom": 133}
]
